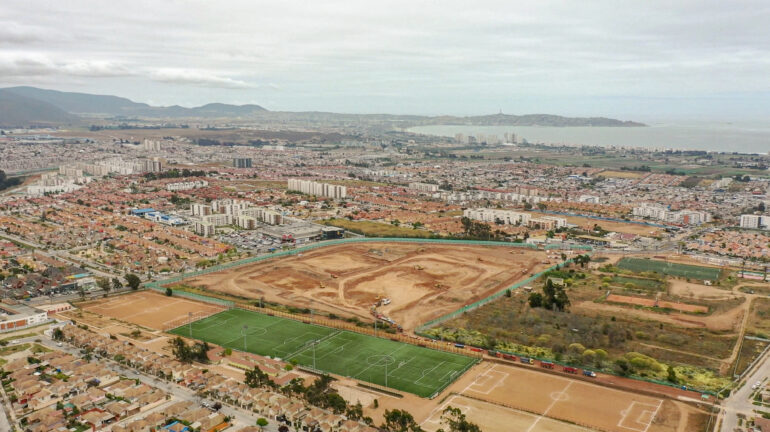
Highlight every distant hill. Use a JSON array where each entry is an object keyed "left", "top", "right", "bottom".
[
  {"left": 0, "top": 86, "right": 645, "bottom": 127},
  {"left": 0, "top": 86, "right": 268, "bottom": 120},
  {"left": 0, "top": 90, "right": 78, "bottom": 127}
]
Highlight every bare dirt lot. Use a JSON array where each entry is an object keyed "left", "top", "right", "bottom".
[
  {"left": 79, "top": 291, "right": 225, "bottom": 330},
  {"left": 436, "top": 363, "right": 691, "bottom": 432},
  {"left": 180, "top": 242, "right": 548, "bottom": 331},
  {"left": 427, "top": 362, "right": 708, "bottom": 432},
  {"left": 605, "top": 294, "right": 709, "bottom": 313}
]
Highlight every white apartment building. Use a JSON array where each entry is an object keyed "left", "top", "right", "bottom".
[
  {"left": 740, "top": 214, "right": 769, "bottom": 229},
  {"left": 212, "top": 199, "right": 251, "bottom": 215},
  {"left": 463, "top": 208, "right": 531, "bottom": 225},
  {"left": 166, "top": 180, "right": 209, "bottom": 192},
  {"left": 633, "top": 203, "right": 712, "bottom": 225},
  {"left": 193, "top": 220, "right": 215, "bottom": 237},
  {"left": 578, "top": 195, "right": 600, "bottom": 204},
  {"left": 409, "top": 182, "right": 439, "bottom": 193},
  {"left": 287, "top": 179, "right": 347, "bottom": 199},
  {"left": 143, "top": 139, "right": 162, "bottom": 152},
  {"left": 190, "top": 203, "right": 213, "bottom": 217},
  {"left": 463, "top": 208, "right": 566, "bottom": 229}
]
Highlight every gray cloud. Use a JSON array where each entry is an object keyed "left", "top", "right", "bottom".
[
  {"left": 148, "top": 68, "right": 255, "bottom": 89},
  {"left": 1, "top": 0, "right": 769, "bottom": 118}
]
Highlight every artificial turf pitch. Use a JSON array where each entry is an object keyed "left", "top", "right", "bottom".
[
  {"left": 169, "top": 308, "right": 477, "bottom": 397},
  {"left": 617, "top": 257, "right": 722, "bottom": 280}
]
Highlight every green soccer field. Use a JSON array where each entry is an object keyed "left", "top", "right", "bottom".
[
  {"left": 169, "top": 308, "right": 477, "bottom": 397},
  {"left": 617, "top": 258, "right": 722, "bottom": 280}
]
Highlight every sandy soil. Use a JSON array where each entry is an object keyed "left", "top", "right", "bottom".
[
  {"left": 606, "top": 294, "right": 708, "bottom": 313},
  {"left": 421, "top": 394, "right": 594, "bottom": 432},
  {"left": 437, "top": 361, "right": 688, "bottom": 432},
  {"left": 668, "top": 280, "right": 735, "bottom": 300},
  {"left": 183, "top": 242, "right": 548, "bottom": 331},
  {"left": 79, "top": 291, "right": 226, "bottom": 330},
  {"left": 575, "top": 300, "right": 746, "bottom": 332}
]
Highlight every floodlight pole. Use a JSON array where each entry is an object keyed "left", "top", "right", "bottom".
[
  {"left": 243, "top": 325, "right": 248, "bottom": 351},
  {"left": 385, "top": 361, "right": 388, "bottom": 387},
  {"left": 188, "top": 312, "right": 192, "bottom": 337},
  {"left": 312, "top": 340, "right": 318, "bottom": 369},
  {"left": 374, "top": 319, "right": 377, "bottom": 338}
]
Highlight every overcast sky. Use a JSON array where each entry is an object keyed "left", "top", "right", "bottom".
[{"left": 2, "top": 0, "right": 769, "bottom": 120}]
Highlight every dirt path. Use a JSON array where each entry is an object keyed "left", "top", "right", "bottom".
[{"left": 575, "top": 300, "right": 746, "bottom": 332}]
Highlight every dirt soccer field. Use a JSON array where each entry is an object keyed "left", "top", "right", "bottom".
[
  {"left": 180, "top": 242, "right": 548, "bottom": 330},
  {"left": 432, "top": 362, "right": 696, "bottom": 432},
  {"left": 79, "top": 291, "right": 225, "bottom": 330}
]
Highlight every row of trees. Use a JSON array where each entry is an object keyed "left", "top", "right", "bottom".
[
  {"left": 95, "top": 273, "right": 142, "bottom": 292},
  {"left": 241, "top": 363, "right": 482, "bottom": 431},
  {"left": 169, "top": 336, "right": 210, "bottom": 363},
  {"left": 0, "top": 170, "right": 22, "bottom": 192}
]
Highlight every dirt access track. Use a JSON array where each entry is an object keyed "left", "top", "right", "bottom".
[{"left": 181, "top": 242, "right": 548, "bottom": 331}]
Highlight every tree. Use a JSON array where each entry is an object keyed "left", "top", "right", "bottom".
[
  {"left": 111, "top": 278, "right": 123, "bottom": 291},
  {"left": 437, "top": 406, "right": 481, "bottom": 432},
  {"left": 165, "top": 288, "right": 172, "bottom": 297},
  {"left": 96, "top": 278, "right": 110, "bottom": 292},
  {"left": 245, "top": 365, "right": 272, "bottom": 388},
  {"left": 256, "top": 418, "right": 268, "bottom": 430},
  {"left": 667, "top": 365, "right": 677, "bottom": 383},
  {"left": 528, "top": 292, "right": 543, "bottom": 308},
  {"left": 124, "top": 273, "right": 141, "bottom": 290},
  {"left": 169, "top": 337, "right": 209, "bottom": 364},
  {"left": 383, "top": 409, "right": 424, "bottom": 432},
  {"left": 52, "top": 328, "right": 64, "bottom": 341}
]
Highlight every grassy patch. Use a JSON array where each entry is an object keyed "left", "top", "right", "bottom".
[
  {"left": 610, "top": 275, "right": 664, "bottom": 292},
  {"left": 170, "top": 308, "right": 476, "bottom": 397},
  {"left": 0, "top": 332, "right": 39, "bottom": 343},
  {"left": 30, "top": 344, "right": 51, "bottom": 354},
  {"left": 747, "top": 298, "right": 770, "bottom": 338},
  {"left": 0, "top": 343, "right": 30, "bottom": 356},
  {"left": 617, "top": 258, "right": 721, "bottom": 280},
  {"left": 321, "top": 218, "right": 438, "bottom": 239},
  {"left": 733, "top": 338, "right": 769, "bottom": 376}
]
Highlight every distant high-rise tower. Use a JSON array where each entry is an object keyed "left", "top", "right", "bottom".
[{"left": 233, "top": 158, "right": 252, "bottom": 168}]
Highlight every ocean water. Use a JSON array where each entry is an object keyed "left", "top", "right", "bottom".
[{"left": 408, "top": 122, "right": 770, "bottom": 154}]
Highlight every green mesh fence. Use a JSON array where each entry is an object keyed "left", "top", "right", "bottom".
[{"left": 147, "top": 286, "right": 234, "bottom": 307}]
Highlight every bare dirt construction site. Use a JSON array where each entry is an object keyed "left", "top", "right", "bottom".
[
  {"left": 420, "top": 362, "right": 709, "bottom": 432},
  {"left": 180, "top": 242, "right": 548, "bottom": 330},
  {"left": 78, "top": 291, "right": 226, "bottom": 330}
]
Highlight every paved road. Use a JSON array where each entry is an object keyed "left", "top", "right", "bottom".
[{"left": 720, "top": 349, "right": 770, "bottom": 432}]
